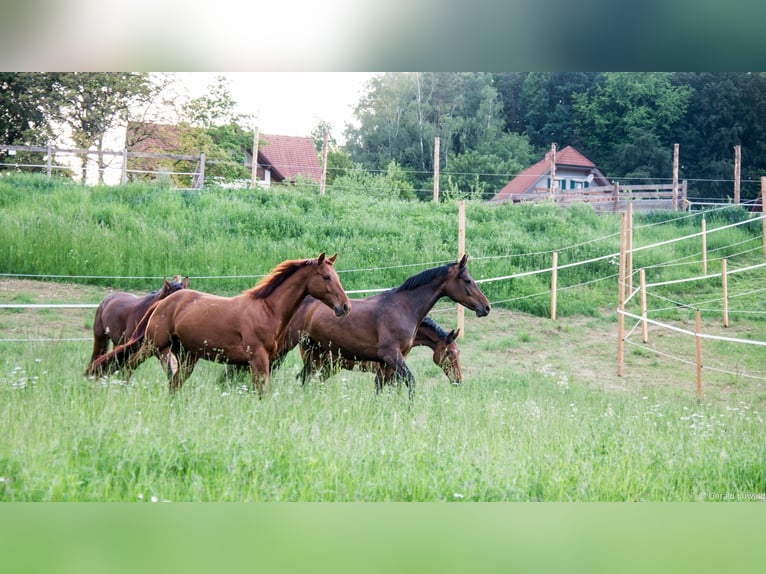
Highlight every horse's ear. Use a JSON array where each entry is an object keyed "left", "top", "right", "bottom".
[
  {"left": 327, "top": 253, "right": 338, "bottom": 265},
  {"left": 458, "top": 254, "right": 468, "bottom": 268},
  {"left": 448, "top": 329, "right": 460, "bottom": 343},
  {"left": 182, "top": 276, "right": 190, "bottom": 288},
  {"left": 317, "top": 252, "right": 326, "bottom": 264},
  {"left": 163, "top": 278, "right": 172, "bottom": 288}
]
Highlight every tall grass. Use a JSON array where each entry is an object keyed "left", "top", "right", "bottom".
[
  {"left": 1, "top": 334, "right": 763, "bottom": 502},
  {"left": 2, "top": 174, "right": 763, "bottom": 318}
]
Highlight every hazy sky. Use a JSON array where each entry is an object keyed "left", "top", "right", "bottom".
[{"left": 172, "top": 72, "right": 377, "bottom": 143}]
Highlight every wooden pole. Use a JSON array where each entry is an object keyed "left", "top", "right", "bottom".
[
  {"left": 701, "top": 217, "right": 708, "bottom": 275},
  {"left": 672, "top": 143, "right": 679, "bottom": 211},
  {"left": 640, "top": 268, "right": 648, "bottom": 343},
  {"left": 433, "top": 136, "right": 440, "bottom": 203},
  {"left": 457, "top": 200, "right": 466, "bottom": 337},
  {"left": 197, "top": 153, "right": 205, "bottom": 189},
  {"left": 250, "top": 127, "right": 260, "bottom": 188},
  {"left": 549, "top": 143, "right": 557, "bottom": 202},
  {"left": 761, "top": 177, "right": 765, "bottom": 258},
  {"left": 613, "top": 182, "right": 620, "bottom": 212},
  {"left": 627, "top": 203, "right": 634, "bottom": 293},
  {"left": 550, "top": 251, "right": 558, "bottom": 321},
  {"left": 721, "top": 258, "right": 729, "bottom": 328},
  {"left": 120, "top": 149, "right": 127, "bottom": 185},
  {"left": 47, "top": 142, "right": 53, "bottom": 178},
  {"left": 617, "top": 212, "right": 627, "bottom": 377},
  {"left": 733, "top": 145, "right": 741, "bottom": 205},
  {"left": 695, "top": 309, "right": 703, "bottom": 400},
  {"left": 320, "top": 131, "right": 329, "bottom": 196}
]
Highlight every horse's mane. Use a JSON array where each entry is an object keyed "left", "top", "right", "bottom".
[
  {"left": 245, "top": 258, "right": 314, "bottom": 300},
  {"left": 420, "top": 315, "right": 450, "bottom": 340},
  {"left": 392, "top": 264, "right": 451, "bottom": 293}
]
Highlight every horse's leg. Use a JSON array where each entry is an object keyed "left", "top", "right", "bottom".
[
  {"left": 374, "top": 365, "right": 396, "bottom": 393},
  {"left": 169, "top": 354, "right": 198, "bottom": 393},
  {"left": 383, "top": 352, "right": 415, "bottom": 398},
  {"left": 89, "top": 308, "right": 109, "bottom": 363},
  {"left": 297, "top": 343, "right": 321, "bottom": 386},
  {"left": 249, "top": 351, "right": 270, "bottom": 398}
]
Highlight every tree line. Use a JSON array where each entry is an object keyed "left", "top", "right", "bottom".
[{"left": 2, "top": 72, "right": 765, "bottom": 201}]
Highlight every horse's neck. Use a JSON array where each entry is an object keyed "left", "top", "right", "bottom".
[
  {"left": 395, "top": 280, "right": 446, "bottom": 326},
  {"left": 413, "top": 327, "right": 439, "bottom": 350},
  {"left": 261, "top": 271, "right": 310, "bottom": 330}
]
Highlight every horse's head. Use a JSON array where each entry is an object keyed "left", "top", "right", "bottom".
[
  {"left": 161, "top": 275, "right": 190, "bottom": 298},
  {"left": 307, "top": 253, "right": 351, "bottom": 318},
  {"left": 444, "top": 254, "right": 491, "bottom": 317},
  {"left": 434, "top": 328, "right": 462, "bottom": 385}
]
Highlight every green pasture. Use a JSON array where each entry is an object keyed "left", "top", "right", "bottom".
[{"left": 0, "top": 173, "right": 764, "bottom": 501}]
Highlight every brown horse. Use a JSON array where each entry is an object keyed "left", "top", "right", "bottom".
[
  {"left": 85, "top": 253, "right": 351, "bottom": 397},
  {"left": 296, "top": 314, "right": 462, "bottom": 388},
  {"left": 295, "top": 254, "right": 489, "bottom": 396},
  {"left": 87, "top": 276, "right": 189, "bottom": 368}
]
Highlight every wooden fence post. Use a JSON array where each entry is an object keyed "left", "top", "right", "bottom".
[
  {"left": 617, "top": 212, "right": 627, "bottom": 376},
  {"left": 695, "top": 309, "right": 703, "bottom": 400},
  {"left": 320, "top": 131, "right": 328, "bottom": 196},
  {"left": 672, "top": 143, "right": 679, "bottom": 211},
  {"left": 701, "top": 217, "right": 708, "bottom": 274},
  {"left": 550, "top": 251, "right": 558, "bottom": 321},
  {"left": 121, "top": 149, "right": 128, "bottom": 185},
  {"left": 251, "top": 127, "right": 259, "bottom": 188},
  {"left": 433, "top": 136, "right": 440, "bottom": 203},
  {"left": 457, "top": 200, "right": 465, "bottom": 337},
  {"left": 46, "top": 142, "right": 53, "bottom": 178},
  {"left": 627, "top": 203, "right": 633, "bottom": 293},
  {"left": 196, "top": 153, "right": 205, "bottom": 189},
  {"left": 761, "top": 177, "right": 765, "bottom": 258},
  {"left": 613, "top": 182, "right": 620, "bottom": 212},
  {"left": 721, "top": 258, "right": 729, "bottom": 328},
  {"left": 640, "top": 268, "right": 648, "bottom": 343},
  {"left": 734, "top": 145, "right": 741, "bottom": 205}
]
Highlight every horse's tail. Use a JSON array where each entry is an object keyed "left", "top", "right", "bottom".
[{"left": 84, "top": 299, "right": 160, "bottom": 377}]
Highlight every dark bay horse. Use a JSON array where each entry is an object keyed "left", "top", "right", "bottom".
[
  {"left": 87, "top": 275, "right": 189, "bottom": 367},
  {"left": 297, "top": 314, "right": 462, "bottom": 388},
  {"left": 295, "top": 254, "right": 489, "bottom": 396},
  {"left": 85, "top": 253, "right": 351, "bottom": 397}
]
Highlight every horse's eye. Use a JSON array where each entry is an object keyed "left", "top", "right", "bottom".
[{"left": 323, "top": 274, "right": 331, "bottom": 281}]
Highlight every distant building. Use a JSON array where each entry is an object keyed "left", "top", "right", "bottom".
[
  {"left": 248, "top": 134, "right": 322, "bottom": 188},
  {"left": 126, "top": 123, "right": 323, "bottom": 189},
  {"left": 491, "top": 146, "right": 610, "bottom": 204}
]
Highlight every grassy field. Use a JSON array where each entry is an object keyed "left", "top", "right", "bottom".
[
  {"left": 1, "top": 174, "right": 764, "bottom": 501},
  {"left": 1, "top": 280, "right": 764, "bottom": 502}
]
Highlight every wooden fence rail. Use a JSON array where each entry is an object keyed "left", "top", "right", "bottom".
[
  {"left": 508, "top": 181, "right": 688, "bottom": 212},
  {"left": 0, "top": 144, "right": 206, "bottom": 189}
]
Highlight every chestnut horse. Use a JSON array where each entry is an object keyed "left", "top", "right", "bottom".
[
  {"left": 296, "top": 314, "right": 462, "bottom": 388},
  {"left": 296, "top": 254, "right": 489, "bottom": 396},
  {"left": 85, "top": 253, "right": 351, "bottom": 397},
  {"left": 87, "top": 276, "right": 189, "bottom": 368}
]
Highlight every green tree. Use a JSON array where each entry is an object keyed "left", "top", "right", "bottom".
[
  {"left": 180, "top": 75, "right": 254, "bottom": 185},
  {"left": 40, "top": 73, "right": 161, "bottom": 183},
  {"left": 573, "top": 72, "right": 691, "bottom": 182},
  {"left": 344, "top": 72, "right": 512, "bottom": 196},
  {"left": 519, "top": 72, "right": 601, "bottom": 150},
  {"left": 672, "top": 72, "right": 766, "bottom": 201},
  {"left": 443, "top": 132, "right": 536, "bottom": 200},
  {"left": 0, "top": 73, "right": 52, "bottom": 145}
]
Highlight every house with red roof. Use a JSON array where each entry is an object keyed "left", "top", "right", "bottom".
[
  {"left": 250, "top": 134, "right": 322, "bottom": 188},
  {"left": 491, "top": 145, "right": 610, "bottom": 204},
  {"left": 125, "top": 123, "right": 322, "bottom": 189}
]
